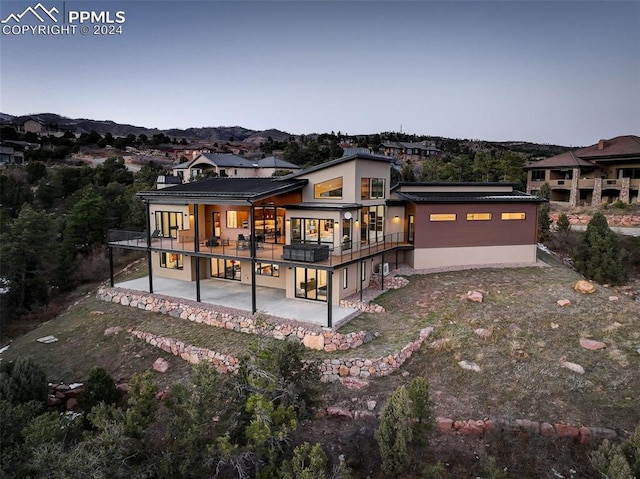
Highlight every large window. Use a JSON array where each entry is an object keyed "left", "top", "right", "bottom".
[
  {"left": 291, "top": 218, "right": 334, "bottom": 244},
  {"left": 155, "top": 211, "right": 183, "bottom": 238},
  {"left": 160, "top": 252, "right": 183, "bottom": 270},
  {"left": 295, "top": 268, "right": 327, "bottom": 301},
  {"left": 227, "top": 210, "right": 249, "bottom": 229},
  {"left": 361, "top": 206, "right": 384, "bottom": 244},
  {"left": 531, "top": 170, "right": 546, "bottom": 182},
  {"left": 361, "top": 178, "right": 386, "bottom": 199},
  {"left": 314, "top": 177, "right": 343, "bottom": 199},
  {"left": 210, "top": 258, "right": 240, "bottom": 280}
]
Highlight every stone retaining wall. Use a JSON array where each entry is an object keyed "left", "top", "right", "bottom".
[
  {"left": 123, "top": 326, "right": 434, "bottom": 383},
  {"left": 97, "top": 287, "right": 368, "bottom": 352},
  {"left": 128, "top": 329, "right": 239, "bottom": 373},
  {"left": 319, "top": 408, "right": 618, "bottom": 445},
  {"left": 551, "top": 213, "right": 640, "bottom": 227},
  {"left": 318, "top": 327, "right": 434, "bottom": 382}
]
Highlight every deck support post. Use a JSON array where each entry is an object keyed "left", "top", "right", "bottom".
[
  {"left": 327, "top": 270, "right": 333, "bottom": 328},
  {"left": 249, "top": 201, "right": 257, "bottom": 314},
  {"left": 109, "top": 247, "right": 114, "bottom": 287},
  {"left": 194, "top": 204, "right": 201, "bottom": 302}
]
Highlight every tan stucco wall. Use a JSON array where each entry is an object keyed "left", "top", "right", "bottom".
[{"left": 412, "top": 244, "right": 537, "bottom": 269}]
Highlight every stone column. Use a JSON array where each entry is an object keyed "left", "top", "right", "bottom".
[
  {"left": 592, "top": 178, "right": 603, "bottom": 207},
  {"left": 620, "top": 177, "right": 630, "bottom": 203},
  {"left": 569, "top": 168, "right": 579, "bottom": 206}
]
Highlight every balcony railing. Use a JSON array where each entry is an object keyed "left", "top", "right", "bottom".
[{"left": 108, "top": 230, "right": 407, "bottom": 267}]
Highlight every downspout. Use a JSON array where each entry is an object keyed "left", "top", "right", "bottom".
[{"left": 109, "top": 247, "right": 114, "bottom": 287}]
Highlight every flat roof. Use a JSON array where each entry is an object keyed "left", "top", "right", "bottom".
[{"left": 395, "top": 191, "right": 544, "bottom": 203}]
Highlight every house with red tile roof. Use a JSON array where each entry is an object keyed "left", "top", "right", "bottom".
[{"left": 525, "top": 135, "right": 640, "bottom": 206}]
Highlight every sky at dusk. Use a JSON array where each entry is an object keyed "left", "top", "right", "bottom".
[{"left": 1, "top": 0, "right": 638, "bottom": 146}]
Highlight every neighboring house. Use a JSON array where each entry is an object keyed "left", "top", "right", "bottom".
[
  {"left": 381, "top": 141, "right": 442, "bottom": 162},
  {"left": 108, "top": 152, "right": 542, "bottom": 327},
  {"left": 0, "top": 146, "right": 24, "bottom": 164},
  {"left": 167, "top": 144, "right": 212, "bottom": 161},
  {"left": 169, "top": 153, "right": 301, "bottom": 182},
  {"left": 525, "top": 135, "right": 640, "bottom": 206},
  {"left": 253, "top": 156, "right": 302, "bottom": 176}
]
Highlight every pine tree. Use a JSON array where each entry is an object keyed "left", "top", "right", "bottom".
[
  {"left": 374, "top": 385, "right": 412, "bottom": 476},
  {"left": 573, "top": 212, "right": 627, "bottom": 285}
]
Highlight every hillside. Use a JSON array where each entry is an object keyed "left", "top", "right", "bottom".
[
  {"left": 1, "top": 112, "right": 292, "bottom": 143},
  {"left": 1, "top": 112, "right": 572, "bottom": 156}
]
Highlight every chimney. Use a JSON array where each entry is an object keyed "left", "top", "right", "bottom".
[{"left": 597, "top": 139, "right": 606, "bottom": 150}]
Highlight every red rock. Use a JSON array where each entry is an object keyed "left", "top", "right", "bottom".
[
  {"left": 47, "top": 397, "right": 63, "bottom": 407},
  {"left": 580, "top": 338, "right": 607, "bottom": 350},
  {"left": 338, "top": 365, "right": 350, "bottom": 377},
  {"left": 578, "top": 426, "right": 592, "bottom": 444},
  {"left": 557, "top": 299, "right": 572, "bottom": 307},
  {"left": 454, "top": 420, "right": 465, "bottom": 430},
  {"left": 459, "top": 421, "right": 484, "bottom": 437},
  {"left": 555, "top": 423, "right": 580, "bottom": 439},
  {"left": 436, "top": 417, "right": 454, "bottom": 433},
  {"left": 66, "top": 398, "right": 78, "bottom": 410}
]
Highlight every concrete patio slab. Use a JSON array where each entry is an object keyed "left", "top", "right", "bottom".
[{"left": 115, "top": 276, "right": 360, "bottom": 328}]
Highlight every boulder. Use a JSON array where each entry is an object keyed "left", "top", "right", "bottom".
[
  {"left": 458, "top": 360, "right": 481, "bottom": 372},
  {"left": 580, "top": 338, "right": 607, "bottom": 350},
  {"left": 474, "top": 328, "right": 491, "bottom": 339},
  {"left": 560, "top": 359, "right": 585, "bottom": 374},
  {"left": 153, "top": 357, "right": 170, "bottom": 373},
  {"left": 104, "top": 326, "right": 123, "bottom": 336},
  {"left": 574, "top": 280, "right": 596, "bottom": 294},
  {"left": 302, "top": 334, "right": 325, "bottom": 351},
  {"left": 467, "top": 291, "right": 484, "bottom": 303}
]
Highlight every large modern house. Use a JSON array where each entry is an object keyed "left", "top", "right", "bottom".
[
  {"left": 525, "top": 135, "right": 640, "bottom": 206},
  {"left": 108, "top": 152, "right": 542, "bottom": 327}
]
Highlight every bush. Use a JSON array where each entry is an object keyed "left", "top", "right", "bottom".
[
  {"left": 591, "top": 424, "right": 640, "bottom": 478},
  {"left": 573, "top": 212, "right": 627, "bottom": 285},
  {"left": 409, "top": 377, "right": 434, "bottom": 446},
  {"left": 124, "top": 370, "right": 158, "bottom": 438},
  {"left": 0, "top": 356, "right": 48, "bottom": 405},
  {"left": 78, "top": 367, "right": 121, "bottom": 413}
]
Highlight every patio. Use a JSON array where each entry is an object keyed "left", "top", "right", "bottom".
[{"left": 114, "top": 276, "right": 361, "bottom": 327}]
